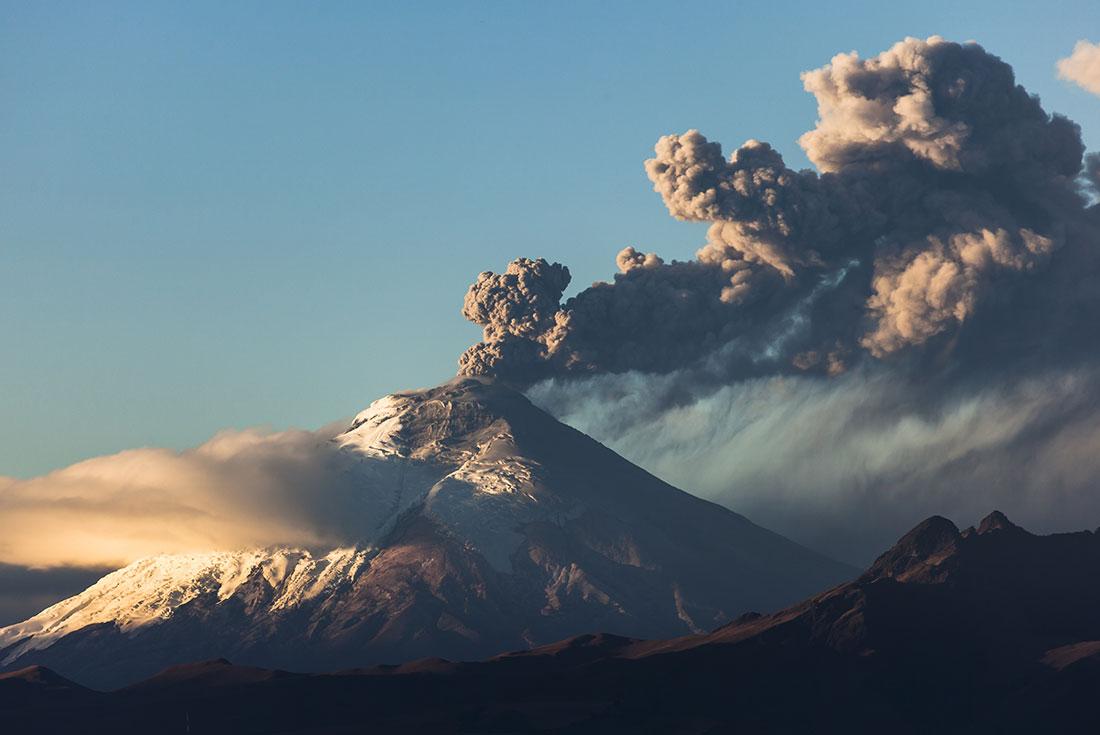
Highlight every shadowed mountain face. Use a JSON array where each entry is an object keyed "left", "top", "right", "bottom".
[
  {"left": 10, "top": 512, "right": 1100, "bottom": 734},
  {"left": 0, "top": 378, "right": 853, "bottom": 690}
]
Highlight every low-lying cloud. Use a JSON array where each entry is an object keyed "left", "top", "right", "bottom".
[{"left": 0, "top": 426, "right": 362, "bottom": 569}]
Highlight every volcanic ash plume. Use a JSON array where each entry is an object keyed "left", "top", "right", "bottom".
[
  {"left": 459, "top": 36, "right": 1097, "bottom": 387},
  {"left": 458, "top": 36, "right": 1100, "bottom": 561}
]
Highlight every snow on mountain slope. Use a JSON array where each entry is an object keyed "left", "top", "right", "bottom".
[
  {"left": 337, "top": 381, "right": 597, "bottom": 572},
  {"left": 0, "top": 377, "right": 856, "bottom": 689},
  {"left": 0, "top": 548, "right": 369, "bottom": 665}
]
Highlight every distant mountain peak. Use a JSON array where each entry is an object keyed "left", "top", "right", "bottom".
[
  {"left": 124, "top": 657, "right": 290, "bottom": 693},
  {"left": 0, "top": 664, "right": 87, "bottom": 698},
  {"left": 977, "top": 510, "right": 1024, "bottom": 535},
  {"left": 0, "top": 665, "right": 68, "bottom": 685},
  {"left": 865, "top": 515, "right": 960, "bottom": 581}
]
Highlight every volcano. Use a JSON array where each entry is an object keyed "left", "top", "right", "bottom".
[{"left": 0, "top": 378, "right": 852, "bottom": 689}]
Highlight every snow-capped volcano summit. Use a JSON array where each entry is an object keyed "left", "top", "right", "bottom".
[{"left": 0, "top": 378, "right": 853, "bottom": 688}]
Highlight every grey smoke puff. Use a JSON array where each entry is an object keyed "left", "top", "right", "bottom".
[
  {"left": 616, "top": 246, "right": 664, "bottom": 272},
  {"left": 459, "top": 36, "right": 1095, "bottom": 385},
  {"left": 458, "top": 258, "right": 571, "bottom": 380},
  {"left": 461, "top": 257, "right": 571, "bottom": 341},
  {"left": 552, "top": 260, "right": 752, "bottom": 374},
  {"left": 644, "top": 133, "right": 866, "bottom": 279}
]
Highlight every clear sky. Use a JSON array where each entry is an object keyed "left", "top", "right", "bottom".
[{"left": 3, "top": 0, "right": 1098, "bottom": 478}]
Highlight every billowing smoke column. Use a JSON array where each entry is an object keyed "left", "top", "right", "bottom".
[
  {"left": 457, "top": 36, "right": 1100, "bottom": 563},
  {"left": 459, "top": 37, "right": 1097, "bottom": 386}
]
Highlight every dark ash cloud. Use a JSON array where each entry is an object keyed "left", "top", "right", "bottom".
[
  {"left": 459, "top": 36, "right": 1100, "bottom": 562},
  {"left": 459, "top": 36, "right": 1097, "bottom": 387}
]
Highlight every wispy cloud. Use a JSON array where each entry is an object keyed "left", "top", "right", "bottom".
[{"left": 531, "top": 366, "right": 1100, "bottom": 564}]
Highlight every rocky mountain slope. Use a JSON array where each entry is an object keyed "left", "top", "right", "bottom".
[
  {"left": 8, "top": 511, "right": 1100, "bottom": 733},
  {"left": 0, "top": 377, "right": 852, "bottom": 689}
]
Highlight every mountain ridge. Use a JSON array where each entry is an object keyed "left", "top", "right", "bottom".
[
  {"left": 0, "top": 377, "right": 853, "bottom": 689},
  {"left": 7, "top": 511, "right": 1100, "bottom": 733}
]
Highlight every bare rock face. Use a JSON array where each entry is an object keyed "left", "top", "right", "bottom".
[{"left": 0, "top": 378, "right": 853, "bottom": 690}]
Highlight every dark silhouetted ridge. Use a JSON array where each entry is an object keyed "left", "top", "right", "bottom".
[
  {"left": 0, "top": 664, "right": 82, "bottom": 689},
  {"left": 124, "top": 658, "right": 294, "bottom": 694},
  {"left": 864, "top": 515, "right": 960, "bottom": 581},
  {"left": 977, "top": 510, "right": 1027, "bottom": 535}
]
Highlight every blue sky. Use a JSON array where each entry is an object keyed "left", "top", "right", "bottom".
[{"left": 2, "top": 0, "right": 1098, "bottom": 478}]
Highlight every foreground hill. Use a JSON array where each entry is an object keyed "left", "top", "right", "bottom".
[
  {"left": 8, "top": 512, "right": 1100, "bottom": 733},
  {"left": 0, "top": 377, "right": 852, "bottom": 689}
]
